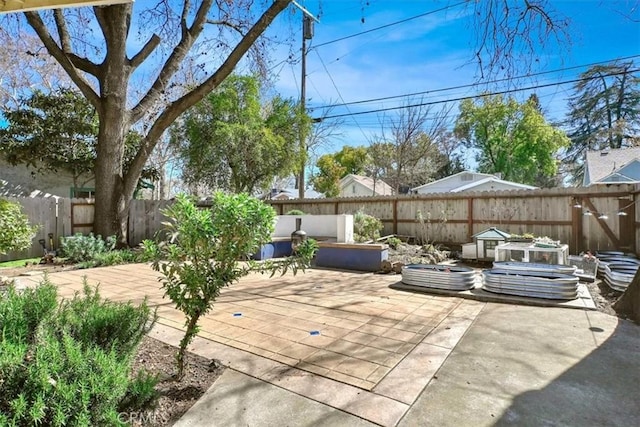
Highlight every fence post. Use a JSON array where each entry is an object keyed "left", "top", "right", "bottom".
[{"left": 467, "top": 197, "right": 474, "bottom": 241}]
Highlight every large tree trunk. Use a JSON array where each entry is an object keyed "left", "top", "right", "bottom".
[
  {"left": 614, "top": 269, "right": 640, "bottom": 323},
  {"left": 92, "top": 5, "right": 132, "bottom": 245},
  {"left": 94, "top": 117, "right": 130, "bottom": 244}
]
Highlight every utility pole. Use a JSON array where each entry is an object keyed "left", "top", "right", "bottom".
[{"left": 292, "top": 1, "right": 318, "bottom": 199}]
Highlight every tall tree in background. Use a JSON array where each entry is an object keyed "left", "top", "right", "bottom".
[
  {"left": 4, "top": 0, "right": 570, "bottom": 243},
  {"left": 0, "top": 29, "right": 69, "bottom": 108},
  {"left": 311, "top": 145, "right": 368, "bottom": 197},
  {"left": 563, "top": 62, "right": 640, "bottom": 183},
  {"left": 455, "top": 94, "right": 569, "bottom": 186},
  {"left": 432, "top": 131, "right": 467, "bottom": 180},
  {"left": 370, "top": 102, "right": 447, "bottom": 192},
  {"left": 174, "top": 75, "right": 308, "bottom": 194},
  {"left": 311, "top": 155, "right": 345, "bottom": 198}
]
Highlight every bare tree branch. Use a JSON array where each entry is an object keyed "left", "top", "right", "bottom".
[
  {"left": 467, "top": 0, "right": 571, "bottom": 79},
  {"left": 23, "top": 11, "right": 100, "bottom": 107},
  {"left": 130, "top": 0, "right": 213, "bottom": 123},
  {"left": 206, "top": 19, "right": 245, "bottom": 35},
  {"left": 129, "top": 34, "right": 161, "bottom": 69}
]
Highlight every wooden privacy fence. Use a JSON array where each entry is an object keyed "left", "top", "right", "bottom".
[
  {"left": 0, "top": 197, "right": 172, "bottom": 261},
  {"left": 2, "top": 184, "right": 639, "bottom": 261},
  {"left": 268, "top": 184, "right": 640, "bottom": 255}
]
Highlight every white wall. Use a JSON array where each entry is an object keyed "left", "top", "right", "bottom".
[
  {"left": 273, "top": 215, "right": 354, "bottom": 243},
  {"left": 339, "top": 181, "right": 373, "bottom": 198},
  {"left": 0, "top": 159, "right": 94, "bottom": 198}
]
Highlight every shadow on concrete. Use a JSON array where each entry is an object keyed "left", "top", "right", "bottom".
[{"left": 494, "top": 318, "right": 640, "bottom": 426}]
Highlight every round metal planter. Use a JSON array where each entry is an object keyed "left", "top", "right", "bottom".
[
  {"left": 482, "top": 270, "right": 579, "bottom": 300},
  {"left": 401, "top": 264, "right": 477, "bottom": 291},
  {"left": 492, "top": 261, "right": 577, "bottom": 275}
]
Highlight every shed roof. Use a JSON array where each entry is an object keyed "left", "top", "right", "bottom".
[{"left": 472, "top": 227, "right": 511, "bottom": 240}]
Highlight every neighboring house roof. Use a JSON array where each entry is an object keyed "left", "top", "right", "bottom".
[
  {"left": 472, "top": 227, "right": 511, "bottom": 240},
  {"left": 584, "top": 147, "right": 640, "bottom": 186},
  {"left": 412, "top": 171, "right": 535, "bottom": 193},
  {"left": 411, "top": 171, "right": 495, "bottom": 192},
  {"left": 339, "top": 174, "right": 394, "bottom": 196},
  {"left": 261, "top": 188, "right": 322, "bottom": 200},
  {"left": 450, "top": 176, "right": 537, "bottom": 192}
]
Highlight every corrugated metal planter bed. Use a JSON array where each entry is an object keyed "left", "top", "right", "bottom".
[
  {"left": 596, "top": 254, "right": 640, "bottom": 279},
  {"left": 401, "top": 264, "right": 477, "bottom": 291},
  {"left": 603, "top": 263, "right": 639, "bottom": 292},
  {"left": 482, "top": 270, "right": 579, "bottom": 300},
  {"left": 492, "top": 261, "right": 577, "bottom": 275}
]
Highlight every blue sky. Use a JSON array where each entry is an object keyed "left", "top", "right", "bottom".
[{"left": 268, "top": 0, "right": 640, "bottom": 159}]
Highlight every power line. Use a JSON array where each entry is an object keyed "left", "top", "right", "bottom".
[
  {"left": 316, "top": 68, "right": 640, "bottom": 120},
  {"left": 313, "top": 49, "right": 370, "bottom": 142},
  {"left": 311, "top": 54, "right": 640, "bottom": 110},
  {"left": 312, "top": 1, "right": 467, "bottom": 49}
]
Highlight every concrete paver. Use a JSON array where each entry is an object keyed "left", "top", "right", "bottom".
[
  {"left": 17, "top": 264, "right": 640, "bottom": 426},
  {"left": 173, "top": 369, "right": 376, "bottom": 427},
  {"left": 397, "top": 303, "right": 640, "bottom": 427}
]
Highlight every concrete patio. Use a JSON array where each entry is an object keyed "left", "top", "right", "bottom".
[{"left": 17, "top": 264, "right": 640, "bottom": 426}]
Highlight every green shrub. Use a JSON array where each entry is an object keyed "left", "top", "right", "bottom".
[
  {"left": 0, "top": 279, "right": 157, "bottom": 426},
  {"left": 387, "top": 236, "right": 402, "bottom": 249},
  {"left": 285, "top": 209, "right": 305, "bottom": 215},
  {"left": 59, "top": 233, "right": 116, "bottom": 263},
  {"left": 153, "top": 193, "right": 317, "bottom": 379},
  {"left": 0, "top": 199, "right": 38, "bottom": 255},
  {"left": 137, "top": 239, "right": 161, "bottom": 262},
  {"left": 353, "top": 210, "right": 383, "bottom": 243},
  {"left": 118, "top": 370, "right": 160, "bottom": 414}
]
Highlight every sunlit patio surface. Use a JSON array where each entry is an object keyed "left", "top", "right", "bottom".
[{"left": 19, "top": 263, "right": 484, "bottom": 425}]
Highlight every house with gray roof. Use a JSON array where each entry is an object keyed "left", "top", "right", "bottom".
[
  {"left": 583, "top": 147, "right": 640, "bottom": 186},
  {"left": 411, "top": 171, "right": 537, "bottom": 194},
  {"left": 339, "top": 174, "right": 394, "bottom": 197}
]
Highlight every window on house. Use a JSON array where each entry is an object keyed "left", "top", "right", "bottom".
[
  {"left": 71, "top": 187, "right": 95, "bottom": 198},
  {"left": 484, "top": 240, "right": 498, "bottom": 250},
  {"left": 352, "top": 185, "right": 356, "bottom": 194},
  {"left": 461, "top": 173, "right": 473, "bottom": 182}
]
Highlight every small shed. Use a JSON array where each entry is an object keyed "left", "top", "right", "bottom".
[{"left": 462, "top": 227, "right": 511, "bottom": 261}]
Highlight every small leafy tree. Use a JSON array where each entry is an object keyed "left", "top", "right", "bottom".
[
  {"left": 152, "top": 193, "right": 316, "bottom": 379},
  {"left": 0, "top": 198, "right": 37, "bottom": 255},
  {"left": 353, "top": 210, "right": 383, "bottom": 243}
]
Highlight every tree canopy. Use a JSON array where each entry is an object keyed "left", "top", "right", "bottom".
[
  {"left": 0, "top": 88, "right": 158, "bottom": 192},
  {"left": 455, "top": 94, "right": 569, "bottom": 186},
  {"left": 311, "top": 145, "right": 368, "bottom": 197},
  {"left": 563, "top": 61, "right": 640, "bottom": 183},
  {"left": 173, "top": 75, "right": 308, "bottom": 194},
  {"left": 0, "top": 88, "right": 96, "bottom": 189}
]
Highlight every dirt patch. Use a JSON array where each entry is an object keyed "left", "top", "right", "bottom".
[
  {"left": 387, "top": 242, "right": 450, "bottom": 265},
  {"left": 584, "top": 279, "right": 622, "bottom": 316},
  {"left": 129, "top": 337, "right": 223, "bottom": 426}
]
